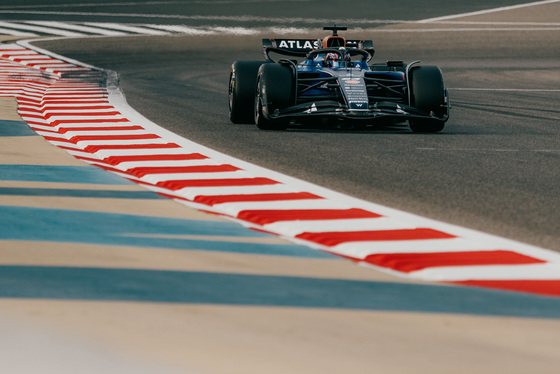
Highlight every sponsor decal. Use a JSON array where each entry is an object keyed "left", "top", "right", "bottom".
[
  {"left": 340, "top": 78, "right": 368, "bottom": 110},
  {"left": 277, "top": 39, "right": 319, "bottom": 50},
  {"left": 304, "top": 103, "right": 317, "bottom": 113}
]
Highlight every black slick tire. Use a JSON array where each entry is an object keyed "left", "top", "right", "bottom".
[
  {"left": 255, "top": 63, "right": 294, "bottom": 130},
  {"left": 408, "top": 65, "right": 446, "bottom": 133},
  {"left": 229, "top": 61, "right": 266, "bottom": 124}
]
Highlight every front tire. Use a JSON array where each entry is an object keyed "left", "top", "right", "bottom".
[
  {"left": 255, "top": 63, "right": 294, "bottom": 130},
  {"left": 408, "top": 65, "right": 446, "bottom": 133},
  {"left": 229, "top": 61, "right": 267, "bottom": 124}
]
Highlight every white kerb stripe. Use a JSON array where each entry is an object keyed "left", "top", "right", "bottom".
[
  {"left": 174, "top": 184, "right": 301, "bottom": 199},
  {"left": 46, "top": 141, "right": 82, "bottom": 149},
  {"left": 329, "top": 238, "right": 497, "bottom": 259},
  {"left": 65, "top": 149, "right": 103, "bottom": 159},
  {"left": 41, "top": 104, "right": 111, "bottom": 108},
  {"left": 117, "top": 159, "right": 219, "bottom": 169},
  {"left": 45, "top": 115, "right": 125, "bottom": 122},
  {"left": 42, "top": 109, "right": 118, "bottom": 115},
  {"left": 92, "top": 148, "right": 188, "bottom": 157},
  {"left": 139, "top": 170, "right": 253, "bottom": 184},
  {"left": 212, "top": 198, "right": 350, "bottom": 210},
  {"left": 27, "top": 124, "right": 54, "bottom": 131},
  {"left": 264, "top": 218, "right": 413, "bottom": 236},
  {"left": 74, "top": 139, "right": 163, "bottom": 147},
  {"left": 61, "top": 130, "right": 151, "bottom": 137},
  {"left": 215, "top": 199, "right": 352, "bottom": 216},
  {"left": 49, "top": 123, "right": 129, "bottom": 129},
  {"left": 409, "top": 263, "right": 560, "bottom": 281}
]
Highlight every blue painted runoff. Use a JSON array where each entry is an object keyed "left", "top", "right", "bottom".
[
  {"left": 0, "top": 165, "right": 134, "bottom": 185},
  {"left": 1, "top": 266, "right": 559, "bottom": 318},
  {"left": 0, "top": 187, "right": 166, "bottom": 199},
  {"left": 0, "top": 120, "right": 38, "bottom": 137},
  {"left": 0, "top": 205, "right": 333, "bottom": 258}
]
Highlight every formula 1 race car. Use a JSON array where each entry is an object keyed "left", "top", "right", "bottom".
[{"left": 229, "top": 26, "right": 449, "bottom": 132}]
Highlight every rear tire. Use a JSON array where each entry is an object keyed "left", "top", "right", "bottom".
[
  {"left": 255, "top": 63, "right": 294, "bottom": 130},
  {"left": 408, "top": 65, "right": 446, "bottom": 133},
  {"left": 229, "top": 61, "right": 267, "bottom": 124}
]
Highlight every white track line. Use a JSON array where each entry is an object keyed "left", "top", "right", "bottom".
[
  {"left": 0, "top": 21, "right": 86, "bottom": 37},
  {"left": 1, "top": 21, "right": 560, "bottom": 38},
  {"left": 83, "top": 22, "right": 169, "bottom": 35},
  {"left": 365, "top": 27, "right": 560, "bottom": 32},
  {"left": 25, "top": 21, "right": 129, "bottom": 36},
  {"left": 418, "top": 0, "right": 560, "bottom": 23},
  {"left": 0, "top": 26, "right": 37, "bottom": 36}
]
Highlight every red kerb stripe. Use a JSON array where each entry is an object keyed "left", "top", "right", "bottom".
[
  {"left": 450, "top": 280, "right": 560, "bottom": 297},
  {"left": 51, "top": 118, "right": 130, "bottom": 126},
  {"left": 237, "top": 208, "right": 382, "bottom": 225},
  {"left": 44, "top": 112, "right": 121, "bottom": 119},
  {"left": 13, "top": 57, "right": 52, "bottom": 62},
  {"left": 20, "top": 108, "right": 41, "bottom": 113},
  {"left": 23, "top": 120, "right": 51, "bottom": 127},
  {"left": 93, "top": 164, "right": 130, "bottom": 174},
  {"left": 19, "top": 114, "right": 43, "bottom": 120},
  {"left": 42, "top": 106, "right": 113, "bottom": 111},
  {"left": 157, "top": 177, "right": 280, "bottom": 190},
  {"left": 194, "top": 192, "right": 324, "bottom": 206},
  {"left": 295, "top": 228, "right": 456, "bottom": 247},
  {"left": 44, "top": 91, "right": 105, "bottom": 94},
  {"left": 30, "top": 127, "right": 58, "bottom": 134},
  {"left": 363, "top": 250, "right": 546, "bottom": 273},
  {"left": 59, "top": 125, "right": 145, "bottom": 133},
  {"left": 127, "top": 164, "right": 241, "bottom": 177},
  {"left": 43, "top": 136, "right": 73, "bottom": 143},
  {"left": 74, "top": 155, "right": 105, "bottom": 164},
  {"left": 41, "top": 100, "right": 108, "bottom": 104},
  {"left": 84, "top": 143, "right": 180, "bottom": 152},
  {"left": 69, "top": 134, "right": 160, "bottom": 142},
  {"left": 103, "top": 153, "right": 208, "bottom": 165}
]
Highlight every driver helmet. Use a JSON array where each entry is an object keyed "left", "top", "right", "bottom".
[{"left": 325, "top": 52, "right": 341, "bottom": 68}]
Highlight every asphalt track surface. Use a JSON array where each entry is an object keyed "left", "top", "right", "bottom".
[{"left": 30, "top": 0, "right": 560, "bottom": 253}]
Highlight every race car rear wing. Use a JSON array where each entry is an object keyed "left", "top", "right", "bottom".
[
  {"left": 262, "top": 39, "right": 320, "bottom": 51},
  {"left": 262, "top": 38, "right": 375, "bottom": 54}
]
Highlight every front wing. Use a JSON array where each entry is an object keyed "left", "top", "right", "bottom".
[{"left": 264, "top": 100, "right": 450, "bottom": 123}]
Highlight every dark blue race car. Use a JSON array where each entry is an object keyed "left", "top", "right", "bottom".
[{"left": 229, "top": 26, "right": 449, "bottom": 132}]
